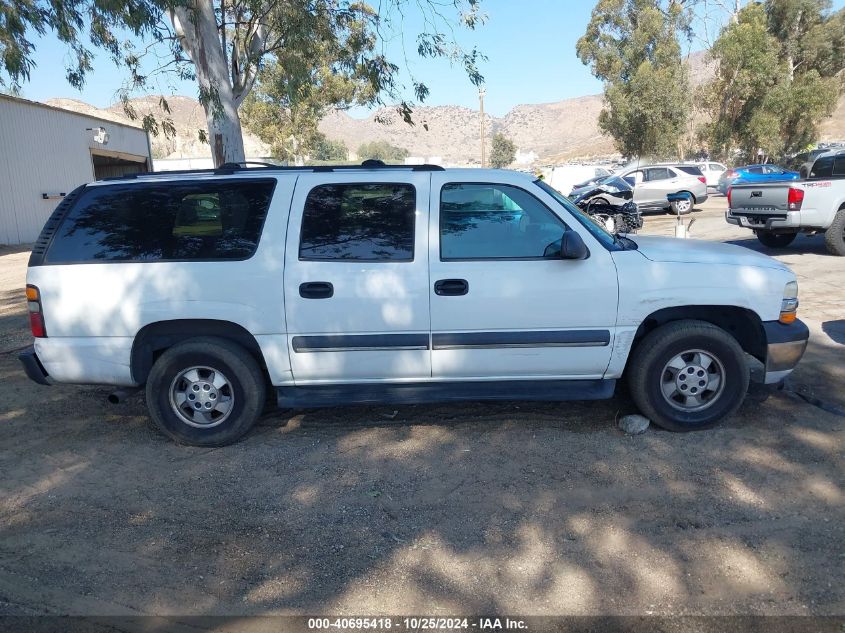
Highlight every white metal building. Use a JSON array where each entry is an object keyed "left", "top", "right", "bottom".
[{"left": 0, "top": 94, "right": 153, "bottom": 245}]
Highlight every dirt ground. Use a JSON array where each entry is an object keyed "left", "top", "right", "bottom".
[{"left": 0, "top": 197, "right": 843, "bottom": 618}]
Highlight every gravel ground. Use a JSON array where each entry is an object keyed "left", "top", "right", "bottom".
[{"left": 0, "top": 198, "right": 843, "bottom": 617}]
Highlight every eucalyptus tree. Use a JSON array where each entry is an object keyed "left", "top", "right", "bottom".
[
  {"left": 0, "top": 0, "right": 485, "bottom": 166},
  {"left": 576, "top": 0, "right": 694, "bottom": 160},
  {"left": 702, "top": 0, "right": 844, "bottom": 160}
]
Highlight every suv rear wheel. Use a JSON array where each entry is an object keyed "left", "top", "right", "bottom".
[
  {"left": 756, "top": 230, "right": 797, "bottom": 248},
  {"left": 145, "top": 337, "right": 266, "bottom": 446},
  {"left": 669, "top": 194, "right": 692, "bottom": 215},
  {"left": 627, "top": 320, "right": 749, "bottom": 431}
]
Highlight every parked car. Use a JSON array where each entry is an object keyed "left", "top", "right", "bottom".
[
  {"left": 786, "top": 148, "right": 830, "bottom": 179},
  {"left": 718, "top": 164, "right": 800, "bottom": 195},
  {"left": 617, "top": 163, "right": 708, "bottom": 215},
  {"left": 568, "top": 175, "right": 642, "bottom": 234},
  {"left": 569, "top": 175, "right": 632, "bottom": 204},
  {"left": 20, "top": 162, "right": 807, "bottom": 445},
  {"left": 694, "top": 161, "right": 727, "bottom": 188},
  {"left": 727, "top": 150, "right": 845, "bottom": 255}
]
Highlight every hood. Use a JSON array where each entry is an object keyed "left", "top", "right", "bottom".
[{"left": 630, "top": 235, "right": 790, "bottom": 271}]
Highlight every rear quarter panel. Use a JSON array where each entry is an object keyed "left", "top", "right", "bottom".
[{"left": 28, "top": 175, "right": 297, "bottom": 386}]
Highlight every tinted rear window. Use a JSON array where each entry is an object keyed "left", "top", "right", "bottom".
[
  {"left": 299, "top": 183, "right": 416, "bottom": 261},
  {"left": 810, "top": 156, "right": 845, "bottom": 178},
  {"left": 46, "top": 180, "right": 275, "bottom": 263},
  {"left": 677, "top": 165, "right": 703, "bottom": 176}
]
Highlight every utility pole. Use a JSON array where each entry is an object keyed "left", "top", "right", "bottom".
[{"left": 479, "top": 88, "right": 486, "bottom": 168}]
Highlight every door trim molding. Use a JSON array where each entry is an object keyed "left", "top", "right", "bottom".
[
  {"left": 291, "top": 333, "right": 430, "bottom": 353},
  {"left": 432, "top": 329, "right": 610, "bottom": 350}
]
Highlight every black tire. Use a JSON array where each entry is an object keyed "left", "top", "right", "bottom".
[
  {"left": 756, "top": 231, "right": 797, "bottom": 248},
  {"left": 145, "top": 336, "right": 266, "bottom": 446},
  {"left": 669, "top": 192, "right": 693, "bottom": 215},
  {"left": 627, "top": 320, "right": 749, "bottom": 432},
  {"left": 824, "top": 208, "right": 845, "bottom": 256}
]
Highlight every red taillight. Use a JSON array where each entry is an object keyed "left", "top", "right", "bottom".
[
  {"left": 726, "top": 187, "right": 732, "bottom": 206},
  {"left": 29, "top": 312, "right": 46, "bottom": 338},
  {"left": 787, "top": 187, "right": 804, "bottom": 211},
  {"left": 726, "top": 170, "right": 737, "bottom": 180},
  {"left": 698, "top": 176, "right": 706, "bottom": 184},
  {"left": 26, "top": 284, "right": 46, "bottom": 338}
]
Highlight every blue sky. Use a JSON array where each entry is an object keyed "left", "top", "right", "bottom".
[{"left": 15, "top": 0, "right": 845, "bottom": 118}]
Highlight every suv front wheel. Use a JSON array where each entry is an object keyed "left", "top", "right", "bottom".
[
  {"left": 627, "top": 320, "right": 749, "bottom": 431},
  {"left": 145, "top": 337, "right": 266, "bottom": 446}
]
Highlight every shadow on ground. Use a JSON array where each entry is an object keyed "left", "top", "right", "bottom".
[
  {"left": 726, "top": 235, "right": 830, "bottom": 257},
  {"left": 0, "top": 346, "right": 842, "bottom": 617},
  {"left": 822, "top": 320, "right": 845, "bottom": 345}
]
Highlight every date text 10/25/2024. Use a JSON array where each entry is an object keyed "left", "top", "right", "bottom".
[{"left": 307, "top": 617, "right": 528, "bottom": 630}]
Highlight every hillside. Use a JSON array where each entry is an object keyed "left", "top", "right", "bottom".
[
  {"left": 45, "top": 95, "right": 270, "bottom": 159},
  {"left": 45, "top": 51, "right": 844, "bottom": 165}
]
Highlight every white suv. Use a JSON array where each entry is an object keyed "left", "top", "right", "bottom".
[
  {"left": 20, "top": 163, "right": 808, "bottom": 445},
  {"left": 618, "top": 164, "right": 709, "bottom": 214}
]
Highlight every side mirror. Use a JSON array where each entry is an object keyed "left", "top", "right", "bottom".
[{"left": 560, "top": 230, "right": 589, "bottom": 260}]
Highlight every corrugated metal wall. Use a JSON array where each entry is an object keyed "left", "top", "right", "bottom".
[{"left": 0, "top": 95, "right": 152, "bottom": 245}]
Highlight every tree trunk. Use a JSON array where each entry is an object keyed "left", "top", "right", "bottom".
[{"left": 169, "top": 1, "right": 247, "bottom": 167}]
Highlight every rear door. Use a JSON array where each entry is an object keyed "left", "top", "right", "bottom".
[{"left": 283, "top": 172, "right": 431, "bottom": 383}]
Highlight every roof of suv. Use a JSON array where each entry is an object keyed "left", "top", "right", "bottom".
[
  {"left": 618, "top": 163, "right": 703, "bottom": 175},
  {"left": 93, "top": 161, "right": 539, "bottom": 186}
]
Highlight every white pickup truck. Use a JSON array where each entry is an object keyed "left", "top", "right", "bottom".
[
  {"left": 19, "top": 162, "right": 809, "bottom": 446},
  {"left": 726, "top": 150, "right": 845, "bottom": 254}
]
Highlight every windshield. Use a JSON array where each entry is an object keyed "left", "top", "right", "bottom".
[{"left": 534, "top": 179, "right": 621, "bottom": 250}]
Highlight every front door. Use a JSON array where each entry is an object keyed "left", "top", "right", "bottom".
[
  {"left": 428, "top": 174, "right": 618, "bottom": 380},
  {"left": 284, "top": 172, "right": 431, "bottom": 383}
]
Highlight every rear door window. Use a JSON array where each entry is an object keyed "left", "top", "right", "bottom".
[
  {"left": 811, "top": 156, "right": 845, "bottom": 178},
  {"left": 299, "top": 183, "right": 416, "bottom": 261},
  {"left": 645, "top": 168, "right": 672, "bottom": 181},
  {"left": 810, "top": 157, "right": 833, "bottom": 178},
  {"left": 45, "top": 179, "right": 275, "bottom": 263},
  {"left": 676, "top": 166, "right": 702, "bottom": 176}
]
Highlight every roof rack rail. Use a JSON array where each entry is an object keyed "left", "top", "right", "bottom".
[{"left": 100, "top": 160, "right": 444, "bottom": 181}]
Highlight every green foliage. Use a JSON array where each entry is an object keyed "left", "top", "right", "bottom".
[
  {"left": 314, "top": 136, "right": 348, "bottom": 161},
  {"left": 0, "top": 0, "right": 162, "bottom": 90},
  {"left": 490, "top": 133, "right": 516, "bottom": 168},
  {"left": 357, "top": 140, "right": 409, "bottom": 162},
  {"left": 576, "top": 0, "right": 692, "bottom": 159},
  {"left": 701, "top": 0, "right": 844, "bottom": 161},
  {"left": 241, "top": 4, "right": 382, "bottom": 164},
  {"left": 0, "top": 1, "right": 486, "bottom": 136}
]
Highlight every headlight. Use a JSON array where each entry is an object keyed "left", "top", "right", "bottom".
[{"left": 780, "top": 281, "right": 798, "bottom": 324}]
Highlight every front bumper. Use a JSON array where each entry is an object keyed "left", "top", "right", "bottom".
[
  {"left": 18, "top": 345, "right": 53, "bottom": 386},
  {"left": 762, "top": 319, "right": 809, "bottom": 384}
]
